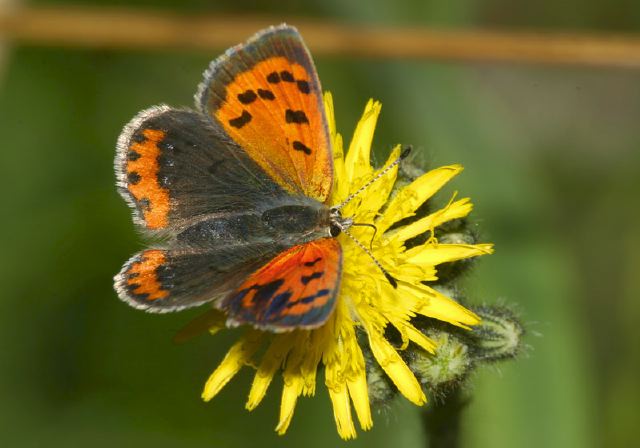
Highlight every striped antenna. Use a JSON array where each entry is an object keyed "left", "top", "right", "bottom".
[
  {"left": 342, "top": 227, "right": 398, "bottom": 288},
  {"left": 333, "top": 146, "right": 411, "bottom": 211}
]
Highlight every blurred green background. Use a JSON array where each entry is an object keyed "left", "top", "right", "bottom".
[{"left": 1, "top": 1, "right": 639, "bottom": 447}]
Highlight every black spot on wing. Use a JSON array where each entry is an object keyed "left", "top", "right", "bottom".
[
  {"left": 127, "top": 150, "right": 141, "bottom": 161},
  {"left": 237, "top": 90, "right": 257, "bottom": 104},
  {"left": 301, "top": 271, "right": 324, "bottom": 285},
  {"left": 235, "top": 279, "right": 284, "bottom": 305},
  {"left": 229, "top": 279, "right": 291, "bottom": 322},
  {"left": 304, "top": 257, "right": 322, "bottom": 267},
  {"left": 296, "top": 80, "right": 310, "bottom": 94},
  {"left": 155, "top": 263, "right": 175, "bottom": 285},
  {"left": 130, "top": 131, "right": 145, "bottom": 144},
  {"left": 127, "top": 172, "right": 141, "bottom": 185},
  {"left": 266, "top": 72, "right": 281, "bottom": 83},
  {"left": 285, "top": 109, "right": 309, "bottom": 124},
  {"left": 257, "top": 89, "right": 275, "bottom": 100},
  {"left": 263, "top": 290, "right": 293, "bottom": 319},
  {"left": 254, "top": 280, "right": 284, "bottom": 303},
  {"left": 292, "top": 141, "right": 312, "bottom": 155},
  {"left": 229, "top": 110, "right": 252, "bottom": 128},
  {"left": 285, "top": 289, "right": 331, "bottom": 308},
  {"left": 126, "top": 282, "right": 146, "bottom": 299},
  {"left": 280, "top": 70, "right": 294, "bottom": 82},
  {"left": 301, "top": 289, "right": 330, "bottom": 304}
]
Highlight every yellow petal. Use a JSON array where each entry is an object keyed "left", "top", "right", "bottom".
[
  {"left": 276, "top": 376, "right": 304, "bottom": 435},
  {"left": 367, "top": 329, "right": 426, "bottom": 405},
  {"left": 300, "top": 329, "right": 330, "bottom": 397},
  {"left": 202, "top": 330, "right": 262, "bottom": 401},
  {"left": 246, "top": 335, "right": 295, "bottom": 411},
  {"left": 341, "top": 333, "right": 372, "bottom": 431},
  {"left": 347, "top": 370, "right": 372, "bottom": 431},
  {"left": 328, "top": 384, "right": 357, "bottom": 440},
  {"left": 405, "top": 243, "right": 494, "bottom": 266},
  {"left": 401, "top": 321, "right": 437, "bottom": 354},
  {"left": 325, "top": 92, "right": 348, "bottom": 204},
  {"left": 394, "top": 261, "right": 437, "bottom": 283},
  {"left": 349, "top": 145, "right": 402, "bottom": 222},
  {"left": 378, "top": 165, "right": 463, "bottom": 233},
  {"left": 323, "top": 91, "right": 337, "bottom": 138},
  {"left": 275, "top": 331, "right": 319, "bottom": 435},
  {"left": 404, "top": 283, "right": 481, "bottom": 327},
  {"left": 390, "top": 198, "right": 473, "bottom": 243},
  {"left": 331, "top": 131, "right": 348, "bottom": 204},
  {"left": 344, "top": 99, "right": 381, "bottom": 185}
]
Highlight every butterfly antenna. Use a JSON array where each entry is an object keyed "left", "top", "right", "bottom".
[
  {"left": 333, "top": 146, "right": 412, "bottom": 211},
  {"left": 350, "top": 222, "right": 378, "bottom": 249},
  {"left": 342, "top": 228, "right": 398, "bottom": 288}
]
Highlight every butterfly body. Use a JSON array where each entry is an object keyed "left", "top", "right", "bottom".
[
  {"left": 171, "top": 189, "right": 335, "bottom": 248},
  {"left": 114, "top": 25, "right": 348, "bottom": 331}
]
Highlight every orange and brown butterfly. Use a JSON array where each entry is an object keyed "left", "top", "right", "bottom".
[{"left": 114, "top": 24, "right": 353, "bottom": 330}]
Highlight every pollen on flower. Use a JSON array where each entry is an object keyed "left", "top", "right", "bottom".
[{"left": 200, "top": 93, "right": 493, "bottom": 440}]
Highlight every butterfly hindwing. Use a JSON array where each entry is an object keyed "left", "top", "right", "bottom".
[
  {"left": 224, "top": 238, "right": 342, "bottom": 330},
  {"left": 196, "top": 24, "right": 333, "bottom": 203},
  {"left": 115, "top": 106, "right": 286, "bottom": 231},
  {"left": 115, "top": 244, "right": 284, "bottom": 313}
]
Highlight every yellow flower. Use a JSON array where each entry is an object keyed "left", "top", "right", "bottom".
[{"left": 201, "top": 94, "right": 494, "bottom": 439}]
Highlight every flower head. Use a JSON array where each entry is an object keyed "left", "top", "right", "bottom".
[{"left": 200, "top": 94, "right": 493, "bottom": 439}]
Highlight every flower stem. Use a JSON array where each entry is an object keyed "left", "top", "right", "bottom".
[{"left": 421, "top": 390, "right": 467, "bottom": 448}]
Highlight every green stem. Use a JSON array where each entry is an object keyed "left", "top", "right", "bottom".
[{"left": 421, "top": 389, "right": 467, "bottom": 448}]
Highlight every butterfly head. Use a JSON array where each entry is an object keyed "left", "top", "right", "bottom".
[{"left": 328, "top": 207, "right": 353, "bottom": 237}]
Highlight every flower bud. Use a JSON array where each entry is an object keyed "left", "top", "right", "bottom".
[
  {"left": 468, "top": 306, "right": 524, "bottom": 362},
  {"left": 408, "top": 330, "right": 473, "bottom": 396}
]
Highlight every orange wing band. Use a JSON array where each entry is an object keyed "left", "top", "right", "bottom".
[
  {"left": 126, "top": 129, "right": 170, "bottom": 229},
  {"left": 215, "top": 56, "right": 332, "bottom": 202},
  {"left": 124, "top": 249, "right": 169, "bottom": 301}
]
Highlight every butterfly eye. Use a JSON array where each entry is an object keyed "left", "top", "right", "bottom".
[{"left": 330, "top": 223, "right": 342, "bottom": 237}]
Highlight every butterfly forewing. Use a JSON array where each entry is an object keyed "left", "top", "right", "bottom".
[
  {"left": 116, "top": 106, "right": 292, "bottom": 231},
  {"left": 196, "top": 25, "right": 333, "bottom": 203}
]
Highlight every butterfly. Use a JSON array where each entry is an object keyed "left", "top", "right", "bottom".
[
  {"left": 114, "top": 25, "right": 405, "bottom": 331},
  {"left": 114, "top": 24, "right": 358, "bottom": 331}
]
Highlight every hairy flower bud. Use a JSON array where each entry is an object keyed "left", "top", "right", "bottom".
[
  {"left": 408, "top": 330, "right": 473, "bottom": 397},
  {"left": 469, "top": 306, "right": 525, "bottom": 362}
]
